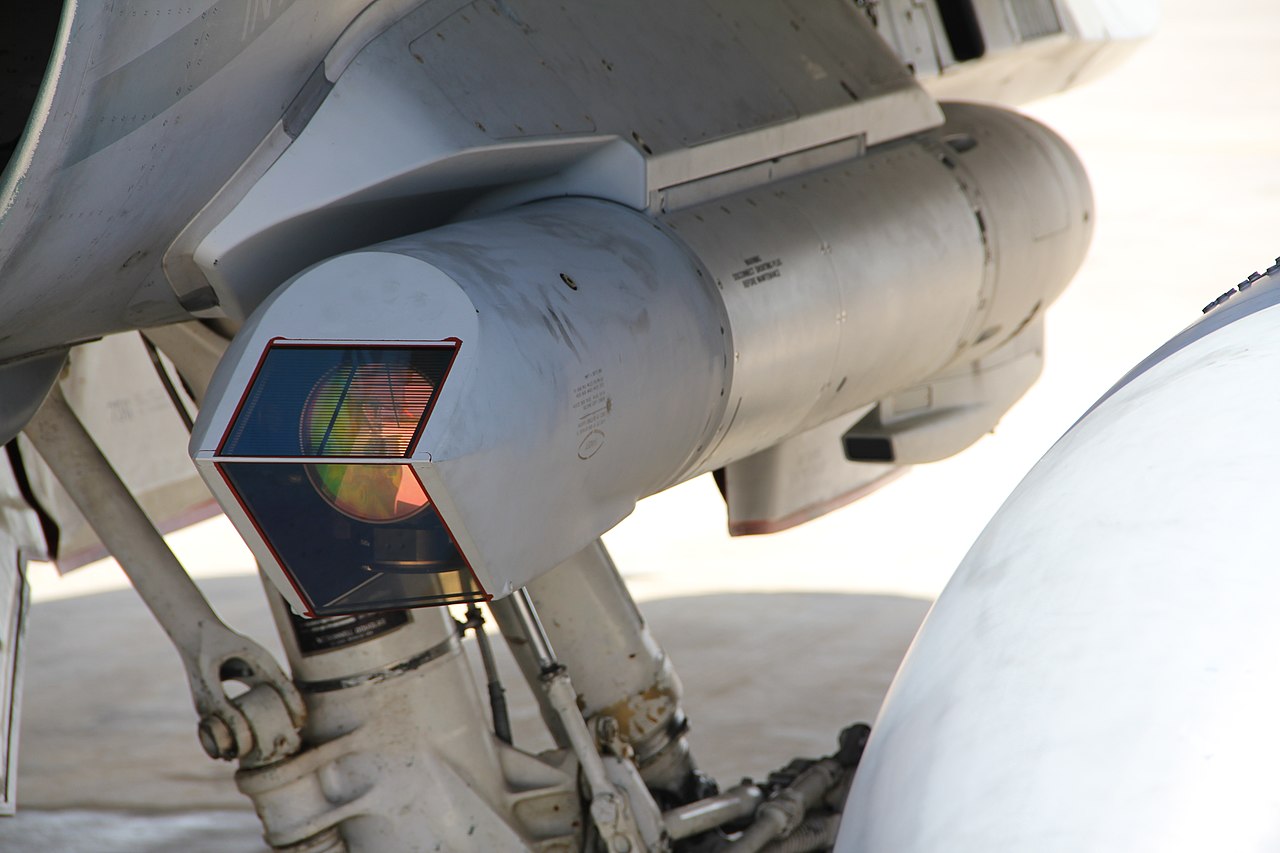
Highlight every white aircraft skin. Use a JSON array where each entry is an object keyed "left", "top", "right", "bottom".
[
  {"left": 0, "top": 0, "right": 1178, "bottom": 849},
  {"left": 839, "top": 270, "right": 1280, "bottom": 853},
  {"left": 0, "top": 0, "right": 372, "bottom": 361},
  {"left": 0, "top": 0, "right": 1148, "bottom": 368}
]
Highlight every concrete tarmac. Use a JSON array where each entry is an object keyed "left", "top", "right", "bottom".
[
  {"left": 3, "top": 0, "right": 1279, "bottom": 849},
  {"left": 6, "top": 528, "right": 931, "bottom": 852}
]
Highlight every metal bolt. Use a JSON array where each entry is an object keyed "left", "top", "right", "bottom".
[
  {"left": 596, "top": 714, "right": 620, "bottom": 745},
  {"left": 198, "top": 714, "right": 238, "bottom": 760}
]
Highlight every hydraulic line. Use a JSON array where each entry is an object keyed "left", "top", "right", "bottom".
[
  {"left": 141, "top": 333, "right": 195, "bottom": 431},
  {"left": 463, "top": 602, "right": 513, "bottom": 745},
  {"left": 505, "top": 588, "right": 652, "bottom": 852}
]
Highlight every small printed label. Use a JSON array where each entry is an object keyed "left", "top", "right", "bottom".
[
  {"left": 572, "top": 369, "right": 611, "bottom": 438},
  {"left": 291, "top": 610, "right": 410, "bottom": 655},
  {"left": 730, "top": 255, "right": 783, "bottom": 289}
]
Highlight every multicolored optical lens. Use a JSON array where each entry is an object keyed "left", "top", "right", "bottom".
[
  {"left": 306, "top": 463, "right": 430, "bottom": 523},
  {"left": 300, "top": 363, "right": 436, "bottom": 457},
  {"left": 215, "top": 342, "right": 482, "bottom": 615},
  {"left": 298, "top": 364, "right": 436, "bottom": 521}
]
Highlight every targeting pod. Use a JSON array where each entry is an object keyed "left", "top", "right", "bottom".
[{"left": 191, "top": 104, "right": 1093, "bottom": 616}]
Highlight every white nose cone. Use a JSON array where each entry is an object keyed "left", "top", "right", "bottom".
[{"left": 838, "top": 287, "right": 1280, "bottom": 852}]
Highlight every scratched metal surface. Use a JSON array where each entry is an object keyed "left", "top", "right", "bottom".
[{"left": 0, "top": 0, "right": 366, "bottom": 362}]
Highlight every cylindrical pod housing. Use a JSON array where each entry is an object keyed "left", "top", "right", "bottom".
[
  {"left": 192, "top": 103, "right": 1092, "bottom": 609},
  {"left": 670, "top": 101, "right": 1092, "bottom": 469},
  {"left": 194, "top": 199, "right": 731, "bottom": 607}
]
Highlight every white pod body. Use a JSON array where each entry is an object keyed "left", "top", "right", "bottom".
[{"left": 192, "top": 104, "right": 1092, "bottom": 611}]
